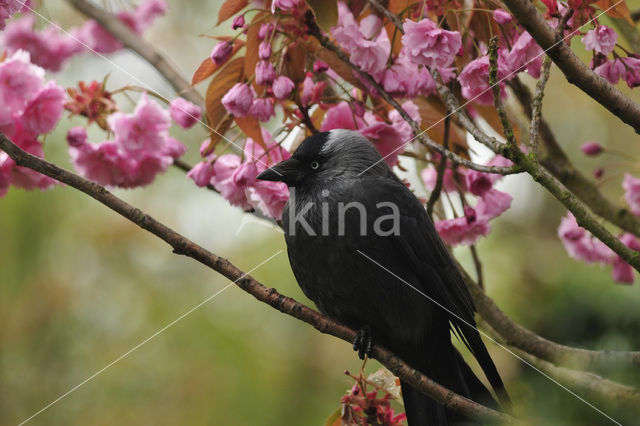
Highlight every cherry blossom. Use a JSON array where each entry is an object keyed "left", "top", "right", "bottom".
[{"left": 401, "top": 18, "right": 462, "bottom": 68}]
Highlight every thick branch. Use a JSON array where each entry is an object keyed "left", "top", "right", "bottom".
[
  {"left": 0, "top": 134, "right": 515, "bottom": 425},
  {"left": 502, "top": 0, "right": 640, "bottom": 133},
  {"left": 66, "top": 0, "right": 204, "bottom": 107},
  {"left": 457, "top": 266, "right": 640, "bottom": 371}
]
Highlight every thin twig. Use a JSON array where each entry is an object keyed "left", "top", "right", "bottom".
[
  {"left": 488, "top": 36, "right": 517, "bottom": 147},
  {"left": 426, "top": 117, "right": 451, "bottom": 217}
]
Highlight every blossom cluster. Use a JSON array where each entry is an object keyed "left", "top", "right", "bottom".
[
  {"left": 67, "top": 92, "right": 190, "bottom": 188},
  {"left": 187, "top": 129, "right": 290, "bottom": 220},
  {"left": 1, "top": 0, "right": 167, "bottom": 71},
  {"left": 338, "top": 382, "right": 406, "bottom": 426},
  {"left": 422, "top": 155, "right": 514, "bottom": 246},
  {"left": 0, "top": 50, "right": 65, "bottom": 196}
]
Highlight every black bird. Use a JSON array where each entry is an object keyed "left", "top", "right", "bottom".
[{"left": 257, "top": 130, "right": 510, "bottom": 425}]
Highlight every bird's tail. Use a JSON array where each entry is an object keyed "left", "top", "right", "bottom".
[{"left": 394, "top": 337, "right": 500, "bottom": 426}]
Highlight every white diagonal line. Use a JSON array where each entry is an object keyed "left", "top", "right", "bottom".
[
  {"left": 357, "top": 249, "right": 622, "bottom": 425},
  {"left": 17, "top": 1, "right": 279, "bottom": 174},
  {"left": 17, "top": 250, "right": 283, "bottom": 425},
  {"left": 358, "top": 2, "right": 624, "bottom": 176}
]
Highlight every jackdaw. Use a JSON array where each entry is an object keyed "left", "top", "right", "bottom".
[{"left": 257, "top": 129, "right": 510, "bottom": 425}]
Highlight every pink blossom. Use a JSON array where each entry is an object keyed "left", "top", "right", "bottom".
[
  {"left": 249, "top": 98, "right": 275, "bottom": 122},
  {"left": 313, "top": 60, "right": 329, "bottom": 73},
  {"left": 382, "top": 54, "right": 435, "bottom": 98},
  {"left": 67, "top": 126, "right": 88, "bottom": 147},
  {"left": 332, "top": 2, "right": 390, "bottom": 75},
  {"left": 360, "top": 118, "right": 405, "bottom": 166},
  {"left": 594, "top": 58, "right": 626, "bottom": 84},
  {"left": 321, "top": 101, "right": 365, "bottom": 131},
  {"left": 210, "top": 41, "right": 233, "bottom": 65},
  {"left": 422, "top": 165, "right": 465, "bottom": 193},
  {"left": 505, "top": 31, "right": 544, "bottom": 78},
  {"left": 169, "top": 97, "right": 201, "bottom": 129},
  {"left": 255, "top": 60, "right": 276, "bottom": 85},
  {"left": 3, "top": 15, "right": 84, "bottom": 72},
  {"left": 211, "top": 154, "right": 252, "bottom": 209},
  {"left": 259, "top": 41, "right": 271, "bottom": 60},
  {"left": 388, "top": 100, "right": 420, "bottom": 142},
  {"left": 299, "top": 75, "right": 326, "bottom": 106},
  {"left": 435, "top": 189, "right": 512, "bottom": 246},
  {"left": 21, "top": 80, "right": 66, "bottom": 134},
  {"left": 73, "top": 20, "right": 123, "bottom": 54},
  {"left": 0, "top": 50, "right": 45, "bottom": 113},
  {"left": 222, "top": 83, "right": 253, "bottom": 117},
  {"left": 435, "top": 209, "right": 491, "bottom": 246},
  {"left": 232, "top": 14, "right": 245, "bottom": 30},
  {"left": 272, "top": 76, "right": 295, "bottom": 99},
  {"left": 248, "top": 179, "right": 290, "bottom": 219},
  {"left": 621, "top": 57, "right": 640, "bottom": 88},
  {"left": 187, "top": 160, "right": 216, "bottom": 187},
  {"left": 118, "top": 0, "right": 168, "bottom": 34},
  {"left": 476, "top": 188, "right": 512, "bottom": 220},
  {"left": 557, "top": 213, "right": 613, "bottom": 264},
  {"left": 582, "top": 25, "right": 617, "bottom": 55},
  {"left": 271, "top": 0, "right": 302, "bottom": 13},
  {"left": 69, "top": 140, "right": 132, "bottom": 187},
  {"left": 2, "top": 123, "right": 57, "bottom": 192},
  {"left": 258, "top": 23, "right": 274, "bottom": 40},
  {"left": 623, "top": 173, "right": 640, "bottom": 216},
  {"left": 611, "top": 233, "right": 640, "bottom": 284},
  {"left": 73, "top": 0, "right": 166, "bottom": 55},
  {"left": 108, "top": 93, "right": 170, "bottom": 152},
  {"left": 581, "top": 141, "right": 603, "bottom": 156},
  {"left": 493, "top": 9, "right": 512, "bottom": 24},
  {"left": 0, "top": 0, "right": 22, "bottom": 30},
  {"left": 458, "top": 56, "right": 507, "bottom": 105},
  {"left": 401, "top": 18, "right": 462, "bottom": 68},
  {"left": 465, "top": 155, "right": 513, "bottom": 196}
]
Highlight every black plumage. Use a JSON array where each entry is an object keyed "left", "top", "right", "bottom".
[{"left": 257, "top": 130, "right": 510, "bottom": 425}]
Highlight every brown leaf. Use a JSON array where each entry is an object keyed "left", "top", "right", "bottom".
[
  {"left": 191, "top": 41, "right": 244, "bottom": 86},
  {"left": 217, "top": 0, "right": 249, "bottom": 25},
  {"left": 205, "top": 57, "right": 245, "bottom": 128},
  {"left": 385, "top": 0, "right": 416, "bottom": 55},
  {"left": 281, "top": 42, "right": 308, "bottom": 84},
  {"left": 414, "top": 97, "right": 468, "bottom": 155},
  {"left": 235, "top": 115, "right": 266, "bottom": 149},
  {"left": 305, "top": 0, "right": 338, "bottom": 33},
  {"left": 595, "top": 0, "right": 633, "bottom": 24}
]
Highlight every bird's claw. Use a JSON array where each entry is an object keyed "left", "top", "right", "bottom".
[{"left": 352, "top": 325, "right": 374, "bottom": 360}]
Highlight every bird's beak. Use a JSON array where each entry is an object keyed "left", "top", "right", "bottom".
[{"left": 256, "top": 157, "right": 301, "bottom": 184}]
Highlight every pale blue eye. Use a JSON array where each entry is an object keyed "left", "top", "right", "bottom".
[{"left": 310, "top": 161, "right": 319, "bottom": 170}]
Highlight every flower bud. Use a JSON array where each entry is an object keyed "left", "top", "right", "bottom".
[
  {"left": 259, "top": 41, "right": 271, "bottom": 60},
  {"left": 210, "top": 41, "right": 233, "bottom": 65},
  {"left": 581, "top": 141, "right": 603, "bottom": 156},
  {"left": 255, "top": 60, "right": 276, "bottom": 85},
  {"left": 231, "top": 15, "right": 245, "bottom": 30},
  {"left": 67, "top": 126, "right": 87, "bottom": 147},
  {"left": 272, "top": 76, "right": 295, "bottom": 99}
]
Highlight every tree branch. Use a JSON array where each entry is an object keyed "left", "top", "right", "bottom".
[
  {"left": 0, "top": 133, "right": 516, "bottom": 425},
  {"left": 435, "top": 81, "right": 640, "bottom": 272},
  {"left": 502, "top": 0, "right": 640, "bottom": 133},
  {"left": 509, "top": 78, "right": 640, "bottom": 237},
  {"left": 457, "top": 265, "right": 640, "bottom": 371},
  {"left": 66, "top": 0, "right": 204, "bottom": 107}
]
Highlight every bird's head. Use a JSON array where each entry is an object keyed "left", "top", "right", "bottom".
[{"left": 256, "top": 129, "right": 389, "bottom": 187}]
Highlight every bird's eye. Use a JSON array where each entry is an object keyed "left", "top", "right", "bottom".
[{"left": 310, "top": 161, "right": 320, "bottom": 170}]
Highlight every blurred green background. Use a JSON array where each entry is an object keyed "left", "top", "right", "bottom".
[{"left": 2, "top": 1, "right": 640, "bottom": 425}]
